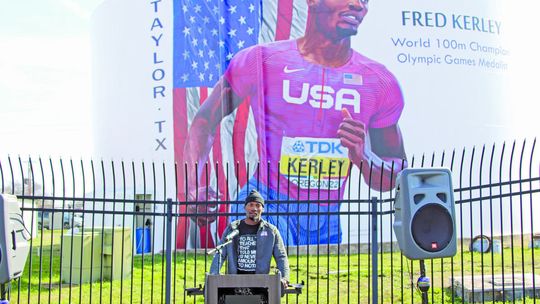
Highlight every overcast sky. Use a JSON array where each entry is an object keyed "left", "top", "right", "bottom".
[
  {"left": 0, "top": 1, "right": 538, "bottom": 160},
  {"left": 0, "top": 0, "right": 104, "bottom": 158}
]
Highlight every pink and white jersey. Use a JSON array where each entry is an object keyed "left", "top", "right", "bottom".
[{"left": 224, "top": 40, "right": 404, "bottom": 200}]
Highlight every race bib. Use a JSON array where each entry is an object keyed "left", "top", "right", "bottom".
[{"left": 279, "top": 137, "right": 350, "bottom": 190}]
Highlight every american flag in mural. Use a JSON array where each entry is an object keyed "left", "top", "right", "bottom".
[{"left": 173, "top": 0, "right": 308, "bottom": 248}]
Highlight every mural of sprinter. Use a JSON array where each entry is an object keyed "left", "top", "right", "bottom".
[{"left": 184, "top": 0, "right": 407, "bottom": 245}]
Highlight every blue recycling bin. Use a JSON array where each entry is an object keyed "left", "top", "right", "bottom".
[{"left": 135, "top": 227, "right": 151, "bottom": 254}]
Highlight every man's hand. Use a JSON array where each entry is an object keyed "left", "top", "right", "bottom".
[
  {"left": 337, "top": 108, "right": 366, "bottom": 166},
  {"left": 280, "top": 278, "right": 289, "bottom": 292},
  {"left": 187, "top": 187, "right": 219, "bottom": 227}
]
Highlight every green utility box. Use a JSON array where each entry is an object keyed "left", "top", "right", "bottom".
[
  {"left": 102, "top": 227, "right": 132, "bottom": 281},
  {"left": 61, "top": 231, "right": 104, "bottom": 284},
  {"left": 61, "top": 227, "right": 132, "bottom": 284}
]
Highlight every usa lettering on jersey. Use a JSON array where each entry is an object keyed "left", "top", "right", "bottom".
[{"left": 282, "top": 80, "right": 361, "bottom": 113}]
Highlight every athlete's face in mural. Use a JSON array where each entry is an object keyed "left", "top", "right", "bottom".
[
  {"left": 244, "top": 201, "right": 264, "bottom": 223},
  {"left": 310, "top": 0, "right": 369, "bottom": 39}
]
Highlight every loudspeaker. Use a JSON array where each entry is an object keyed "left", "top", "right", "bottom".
[
  {"left": 0, "top": 194, "right": 31, "bottom": 284},
  {"left": 393, "top": 168, "right": 456, "bottom": 260}
]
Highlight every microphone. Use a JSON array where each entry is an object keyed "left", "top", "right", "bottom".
[
  {"left": 224, "top": 229, "right": 239, "bottom": 242},
  {"left": 207, "top": 229, "right": 239, "bottom": 255}
]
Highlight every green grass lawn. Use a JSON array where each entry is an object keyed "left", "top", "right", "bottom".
[{"left": 5, "top": 230, "right": 540, "bottom": 303}]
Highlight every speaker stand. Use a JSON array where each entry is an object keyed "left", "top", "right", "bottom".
[
  {"left": 417, "top": 260, "right": 430, "bottom": 304},
  {"left": 1, "top": 282, "right": 10, "bottom": 304}
]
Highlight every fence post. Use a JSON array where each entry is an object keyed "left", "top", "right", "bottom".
[
  {"left": 165, "top": 198, "right": 173, "bottom": 304},
  {"left": 371, "top": 196, "right": 378, "bottom": 304}
]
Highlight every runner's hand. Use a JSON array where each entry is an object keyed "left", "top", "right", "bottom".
[{"left": 337, "top": 108, "right": 366, "bottom": 166}]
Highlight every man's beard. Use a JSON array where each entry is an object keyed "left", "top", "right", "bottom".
[
  {"left": 336, "top": 26, "right": 358, "bottom": 39},
  {"left": 248, "top": 213, "right": 261, "bottom": 222}
]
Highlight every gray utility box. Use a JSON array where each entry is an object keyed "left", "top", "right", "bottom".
[{"left": 205, "top": 274, "right": 281, "bottom": 304}]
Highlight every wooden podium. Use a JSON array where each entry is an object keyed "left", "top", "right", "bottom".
[{"left": 204, "top": 273, "right": 281, "bottom": 304}]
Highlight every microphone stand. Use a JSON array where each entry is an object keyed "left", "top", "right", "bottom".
[{"left": 208, "top": 238, "right": 234, "bottom": 274}]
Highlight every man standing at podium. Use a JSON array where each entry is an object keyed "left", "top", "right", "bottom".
[{"left": 210, "top": 190, "right": 290, "bottom": 289}]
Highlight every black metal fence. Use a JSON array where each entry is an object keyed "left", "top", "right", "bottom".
[{"left": 1, "top": 139, "right": 539, "bottom": 303}]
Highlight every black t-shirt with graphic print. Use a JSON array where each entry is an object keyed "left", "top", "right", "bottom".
[{"left": 236, "top": 220, "right": 260, "bottom": 274}]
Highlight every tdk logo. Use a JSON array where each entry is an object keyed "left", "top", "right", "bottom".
[
  {"left": 304, "top": 141, "right": 345, "bottom": 155},
  {"left": 282, "top": 80, "right": 360, "bottom": 113},
  {"left": 292, "top": 141, "right": 305, "bottom": 153}
]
